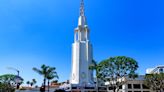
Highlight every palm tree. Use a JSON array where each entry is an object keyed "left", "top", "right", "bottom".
[
  {"left": 33, "top": 64, "right": 49, "bottom": 91},
  {"left": 32, "top": 79, "right": 37, "bottom": 85},
  {"left": 30, "top": 82, "right": 34, "bottom": 87},
  {"left": 30, "top": 79, "right": 37, "bottom": 87},
  {"left": 26, "top": 81, "right": 30, "bottom": 87},
  {"left": 46, "top": 67, "right": 59, "bottom": 92}
]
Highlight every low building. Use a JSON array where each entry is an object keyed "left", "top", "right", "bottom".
[
  {"left": 104, "top": 75, "right": 152, "bottom": 92},
  {"left": 105, "top": 65, "right": 164, "bottom": 92},
  {"left": 146, "top": 65, "right": 164, "bottom": 74}
]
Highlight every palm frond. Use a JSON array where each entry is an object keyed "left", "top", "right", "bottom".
[{"left": 32, "top": 67, "right": 43, "bottom": 75}]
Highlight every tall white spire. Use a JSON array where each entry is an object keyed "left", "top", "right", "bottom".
[
  {"left": 78, "top": 0, "right": 87, "bottom": 27},
  {"left": 80, "top": 0, "right": 85, "bottom": 16},
  {"left": 70, "top": 0, "right": 94, "bottom": 87}
]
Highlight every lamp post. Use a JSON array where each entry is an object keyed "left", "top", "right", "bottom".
[{"left": 7, "top": 67, "right": 20, "bottom": 89}]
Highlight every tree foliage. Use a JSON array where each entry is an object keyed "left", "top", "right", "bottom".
[
  {"left": 32, "top": 79, "right": 37, "bottom": 85},
  {"left": 0, "top": 82, "right": 15, "bottom": 92},
  {"left": 0, "top": 74, "right": 23, "bottom": 92},
  {"left": 144, "top": 73, "right": 164, "bottom": 92},
  {"left": 97, "top": 56, "right": 138, "bottom": 92},
  {"left": 26, "top": 81, "right": 30, "bottom": 86},
  {"left": 31, "top": 79, "right": 37, "bottom": 87},
  {"left": 33, "top": 64, "right": 50, "bottom": 90},
  {"left": 0, "top": 74, "right": 15, "bottom": 83},
  {"left": 27, "top": 79, "right": 37, "bottom": 87},
  {"left": 46, "top": 67, "right": 58, "bottom": 92},
  {"left": 89, "top": 60, "right": 98, "bottom": 77},
  {"left": 33, "top": 64, "right": 58, "bottom": 92}
]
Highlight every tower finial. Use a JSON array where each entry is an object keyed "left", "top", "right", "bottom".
[
  {"left": 78, "top": 0, "right": 87, "bottom": 26},
  {"left": 80, "top": 0, "right": 85, "bottom": 16}
]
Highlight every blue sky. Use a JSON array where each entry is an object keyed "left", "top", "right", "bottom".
[{"left": 0, "top": 0, "right": 164, "bottom": 86}]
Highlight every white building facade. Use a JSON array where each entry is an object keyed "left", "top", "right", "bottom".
[{"left": 104, "top": 76, "right": 153, "bottom": 92}]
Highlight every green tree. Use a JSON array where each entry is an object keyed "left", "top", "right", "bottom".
[
  {"left": 27, "top": 79, "right": 37, "bottom": 87},
  {"left": 32, "top": 79, "right": 37, "bottom": 86},
  {"left": 144, "top": 73, "right": 164, "bottom": 92},
  {"left": 97, "top": 56, "right": 138, "bottom": 92},
  {"left": 33, "top": 64, "right": 58, "bottom": 92},
  {"left": 33, "top": 64, "right": 49, "bottom": 91},
  {"left": 0, "top": 82, "right": 15, "bottom": 92},
  {"left": 30, "top": 79, "right": 37, "bottom": 87},
  {"left": 0, "top": 74, "right": 15, "bottom": 83},
  {"left": 26, "top": 81, "right": 30, "bottom": 87},
  {"left": 0, "top": 74, "right": 23, "bottom": 92},
  {"left": 46, "top": 68, "right": 59, "bottom": 92},
  {"left": 30, "top": 82, "right": 33, "bottom": 87}
]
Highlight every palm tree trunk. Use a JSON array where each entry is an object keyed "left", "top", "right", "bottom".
[
  {"left": 43, "top": 78, "right": 46, "bottom": 92},
  {"left": 48, "top": 80, "right": 50, "bottom": 92}
]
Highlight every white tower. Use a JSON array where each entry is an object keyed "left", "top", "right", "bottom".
[{"left": 70, "top": 0, "right": 94, "bottom": 86}]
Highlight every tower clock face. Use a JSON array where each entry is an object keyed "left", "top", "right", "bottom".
[{"left": 81, "top": 72, "right": 86, "bottom": 78}]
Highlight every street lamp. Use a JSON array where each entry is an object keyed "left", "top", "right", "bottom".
[
  {"left": 7, "top": 67, "right": 20, "bottom": 76},
  {"left": 6, "top": 67, "right": 21, "bottom": 89}
]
